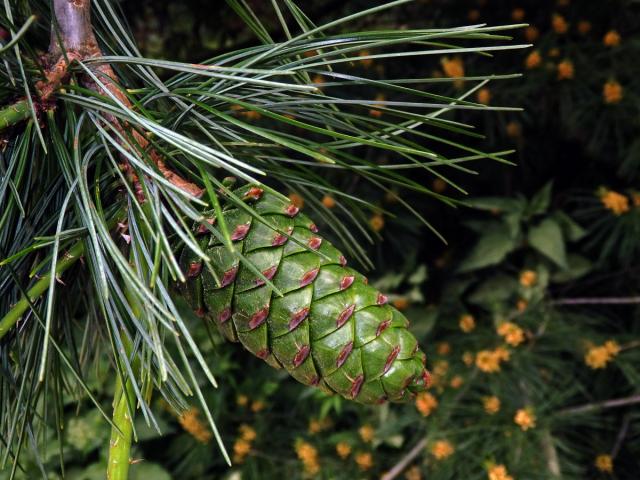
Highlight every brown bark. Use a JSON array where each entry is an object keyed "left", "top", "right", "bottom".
[{"left": 44, "top": 0, "right": 203, "bottom": 199}]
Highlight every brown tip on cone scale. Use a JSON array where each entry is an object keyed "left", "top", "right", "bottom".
[
  {"left": 187, "top": 262, "right": 203, "bottom": 278},
  {"left": 256, "top": 348, "right": 270, "bottom": 360},
  {"left": 300, "top": 267, "right": 319, "bottom": 287},
  {"left": 293, "top": 345, "right": 311, "bottom": 368},
  {"left": 255, "top": 265, "right": 278, "bottom": 287},
  {"left": 218, "top": 307, "right": 232, "bottom": 324},
  {"left": 376, "top": 293, "right": 388, "bottom": 305},
  {"left": 243, "top": 187, "right": 264, "bottom": 201},
  {"left": 383, "top": 345, "right": 401, "bottom": 375},
  {"left": 284, "top": 204, "right": 299, "bottom": 217},
  {"left": 336, "top": 341, "right": 354, "bottom": 368},
  {"left": 308, "top": 236, "right": 322, "bottom": 250},
  {"left": 221, "top": 266, "right": 239, "bottom": 287},
  {"left": 289, "top": 307, "right": 310, "bottom": 331},
  {"left": 336, "top": 304, "right": 355, "bottom": 329},
  {"left": 231, "top": 223, "right": 250, "bottom": 241},
  {"left": 340, "top": 275, "right": 355, "bottom": 290},
  {"left": 376, "top": 319, "right": 391, "bottom": 337},
  {"left": 350, "top": 374, "right": 364, "bottom": 399},
  {"left": 339, "top": 255, "right": 347, "bottom": 267},
  {"left": 309, "top": 223, "right": 319, "bottom": 233},
  {"left": 249, "top": 306, "right": 269, "bottom": 330}
]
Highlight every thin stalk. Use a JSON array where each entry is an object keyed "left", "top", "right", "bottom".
[
  {"left": 0, "top": 241, "right": 84, "bottom": 341},
  {"left": 107, "top": 367, "right": 136, "bottom": 480},
  {"left": 0, "top": 99, "right": 31, "bottom": 131}
]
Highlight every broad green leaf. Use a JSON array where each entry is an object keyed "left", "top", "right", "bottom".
[
  {"left": 467, "top": 274, "right": 518, "bottom": 308},
  {"left": 527, "top": 181, "right": 553, "bottom": 217},
  {"left": 551, "top": 254, "right": 593, "bottom": 283},
  {"left": 528, "top": 218, "right": 567, "bottom": 268},
  {"left": 458, "top": 224, "right": 517, "bottom": 272},
  {"left": 464, "top": 196, "right": 526, "bottom": 214},
  {"left": 553, "top": 211, "right": 587, "bottom": 242}
]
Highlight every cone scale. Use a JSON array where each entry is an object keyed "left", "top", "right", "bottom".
[{"left": 181, "top": 185, "right": 430, "bottom": 404}]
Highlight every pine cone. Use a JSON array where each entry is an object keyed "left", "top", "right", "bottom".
[{"left": 181, "top": 185, "right": 430, "bottom": 404}]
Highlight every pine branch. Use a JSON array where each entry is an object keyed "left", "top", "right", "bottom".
[
  {"left": 0, "top": 99, "right": 31, "bottom": 131},
  {"left": 0, "top": 241, "right": 84, "bottom": 341}
]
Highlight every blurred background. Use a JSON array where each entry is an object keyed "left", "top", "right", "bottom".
[{"left": 8, "top": 1, "right": 640, "bottom": 479}]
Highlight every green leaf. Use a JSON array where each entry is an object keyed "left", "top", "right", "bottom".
[
  {"left": 551, "top": 254, "right": 592, "bottom": 283},
  {"left": 527, "top": 181, "right": 553, "bottom": 217},
  {"left": 552, "top": 211, "right": 587, "bottom": 242},
  {"left": 464, "top": 196, "right": 526, "bottom": 214},
  {"left": 467, "top": 274, "right": 518, "bottom": 308},
  {"left": 458, "top": 223, "right": 517, "bottom": 272},
  {"left": 528, "top": 218, "right": 567, "bottom": 268}
]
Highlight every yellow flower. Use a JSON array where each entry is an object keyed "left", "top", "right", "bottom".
[
  {"left": 548, "top": 48, "right": 560, "bottom": 58},
  {"left": 497, "top": 322, "right": 525, "bottom": 347},
  {"left": 524, "top": 26, "right": 539, "bottom": 42},
  {"left": 288, "top": 192, "right": 305, "bottom": 210},
  {"left": 295, "top": 441, "right": 320, "bottom": 475},
  {"left": 600, "top": 189, "right": 630, "bottom": 215},
  {"left": 237, "top": 394, "right": 249, "bottom": 407},
  {"left": 604, "top": 340, "right": 621, "bottom": 356},
  {"left": 308, "top": 419, "right": 322, "bottom": 435},
  {"left": 511, "top": 8, "right": 525, "bottom": 22},
  {"left": 488, "top": 464, "right": 514, "bottom": 480},
  {"left": 178, "top": 408, "right": 212, "bottom": 444},
  {"left": 557, "top": 60, "right": 574, "bottom": 80},
  {"left": 514, "top": 408, "right": 536, "bottom": 431},
  {"left": 585, "top": 341, "right": 620, "bottom": 369},
  {"left": 355, "top": 452, "right": 374, "bottom": 471},
  {"left": 475, "top": 348, "right": 510, "bottom": 373},
  {"left": 632, "top": 192, "right": 640, "bottom": 207},
  {"left": 595, "top": 454, "right": 613, "bottom": 473},
  {"left": 477, "top": 88, "right": 491, "bottom": 105},
  {"left": 233, "top": 438, "right": 251, "bottom": 464},
  {"left": 358, "top": 50, "right": 373, "bottom": 68},
  {"left": 450, "top": 375, "right": 464, "bottom": 389},
  {"left": 603, "top": 30, "right": 621, "bottom": 47},
  {"left": 603, "top": 80, "right": 623, "bottom": 104},
  {"left": 239, "top": 424, "right": 257, "bottom": 442},
  {"left": 251, "top": 400, "right": 266, "bottom": 413},
  {"left": 519, "top": 270, "right": 537, "bottom": 287},
  {"left": 516, "top": 299, "right": 528, "bottom": 312},
  {"left": 462, "top": 351, "right": 474, "bottom": 366},
  {"left": 370, "top": 213, "right": 385, "bottom": 232},
  {"left": 359, "top": 424, "right": 375, "bottom": 443},
  {"left": 441, "top": 56, "right": 464, "bottom": 78},
  {"left": 552, "top": 14, "right": 568, "bottom": 34},
  {"left": 577, "top": 20, "right": 592, "bottom": 35},
  {"left": 369, "top": 92, "right": 386, "bottom": 118},
  {"left": 321, "top": 195, "right": 336, "bottom": 209},
  {"left": 437, "top": 342, "right": 451, "bottom": 355},
  {"left": 483, "top": 396, "right": 501, "bottom": 415},
  {"left": 336, "top": 442, "right": 351, "bottom": 459},
  {"left": 405, "top": 465, "right": 422, "bottom": 480},
  {"left": 415, "top": 392, "right": 438, "bottom": 417},
  {"left": 459, "top": 314, "right": 476, "bottom": 333},
  {"left": 525, "top": 50, "right": 542, "bottom": 69},
  {"left": 430, "top": 440, "right": 455, "bottom": 460},
  {"left": 506, "top": 121, "right": 522, "bottom": 139}
]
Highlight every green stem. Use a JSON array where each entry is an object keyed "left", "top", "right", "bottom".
[
  {"left": 0, "top": 241, "right": 85, "bottom": 341},
  {"left": 0, "top": 99, "right": 31, "bottom": 132},
  {"left": 107, "top": 368, "right": 136, "bottom": 480}
]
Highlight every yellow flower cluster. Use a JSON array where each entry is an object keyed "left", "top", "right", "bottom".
[
  {"left": 178, "top": 407, "right": 212, "bottom": 444},
  {"left": 405, "top": 465, "right": 422, "bottom": 480},
  {"left": 483, "top": 396, "right": 501, "bottom": 415},
  {"left": 603, "top": 80, "right": 623, "bottom": 104},
  {"left": 519, "top": 270, "right": 537, "bottom": 287},
  {"left": 497, "top": 322, "right": 525, "bottom": 347},
  {"left": 441, "top": 56, "right": 464, "bottom": 78},
  {"left": 578, "top": 20, "right": 592, "bottom": 35},
  {"left": 488, "top": 464, "right": 514, "bottom": 480},
  {"left": 336, "top": 442, "right": 351, "bottom": 459},
  {"left": 369, "top": 92, "right": 386, "bottom": 118},
  {"left": 552, "top": 13, "right": 568, "bottom": 34},
  {"left": 321, "top": 195, "right": 336, "bottom": 209},
  {"left": 295, "top": 441, "right": 321, "bottom": 476},
  {"left": 595, "top": 454, "right": 613, "bottom": 473},
  {"left": 603, "top": 30, "right": 621, "bottom": 47},
  {"left": 430, "top": 440, "right": 455, "bottom": 460},
  {"left": 557, "top": 60, "right": 574, "bottom": 80},
  {"left": 462, "top": 351, "right": 474, "bottom": 366},
  {"left": 358, "top": 424, "right": 375, "bottom": 443},
  {"left": 370, "top": 213, "right": 385, "bottom": 232},
  {"left": 600, "top": 189, "right": 629, "bottom": 215},
  {"left": 308, "top": 417, "right": 332, "bottom": 435},
  {"left": 459, "top": 314, "right": 476, "bottom": 333},
  {"left": 415, "top": 392, "right": 438, "bottom": 417},
  {"left": 355, "top": 452, "right": 374, "bottom": 471},
  {"left": 430, "top": 360, "right": 449, "bottom": 387},
  {"left": 514, "top": 408, "right": 536, "bottom": 431},
  {"left": 475, "top": 347, "right": 510, "bottom": 373},
  {"left": 525, "top": 50, "right": 542, "bottom": 69},
  {"left": 437, "top": 342, "right": 451, "bottom": 355},
  {"left": 585, "top": 340, "right": 621, "bottom": 369},
  {"left": 477, "top": 88, "right": 491, "bottom": 105},
  {"left": 288, "top": 192, "right": 305, "bottom": 210},
  {"left": 233, "top": 424, "right": 257, "bottom": 463},
  {"left": 450, "top": 375, "right": 464, "bottom": 389}
]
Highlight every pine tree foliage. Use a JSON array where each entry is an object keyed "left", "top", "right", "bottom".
[{"left": 0, "top": 0, "right": 527, "bottom": 476}]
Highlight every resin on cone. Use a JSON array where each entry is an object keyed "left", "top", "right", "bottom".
[{"left": 181, "top": 184, "right": 430, "bottom": 404}]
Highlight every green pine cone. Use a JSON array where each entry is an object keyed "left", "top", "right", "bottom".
[{"left": 181, "top": 185, "right": 431, "bottom": 404}]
